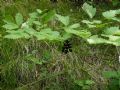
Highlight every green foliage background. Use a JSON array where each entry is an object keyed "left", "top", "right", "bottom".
[{"left": 0, "top": 0, "right": 120, "bottom": 90}]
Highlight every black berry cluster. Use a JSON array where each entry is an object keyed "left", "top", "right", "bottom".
[{"left": 62, "top": 40, "right": 72, "bottom": 54}]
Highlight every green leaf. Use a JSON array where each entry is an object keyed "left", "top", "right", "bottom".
[
  {"left": 103, "top": 27, "right": 120, "bottom": 35},
  {"left": 108, "top": 35, "right": 120, "bottom": 41},
  {"left": 85, "top": 80, "right": 95, "bottom": 85},
  {"left": 82, "top": 20, "right": 101, "bottom": 24},
  {"left": 102, "top": 9, "right": 120, "bottom": 22},
  {"left": 82, "top": 3, "right": 96, "bottom": 18},
  {"left": 26, "top": 18, "right": 35, "bottom": 26},
  {"left": 44, "top": 28, "right": 61, "bottom": 40},
  {"left": 87, "top": 35, "right": 108, "bottom": 44},
  {"left": 82, "top": 20, "right": 102, "bottom": 28},
  {"left": 4, "top": 33, "right": 30, "bottom": 39},
  {"left": 112, "top": 17, "right": 120, "bottom": 22},
  {"left": 56, "top": 14, "right": 69, "bottom": 26},
  {"left": 3, "top": 23, "right": 19, "bottom": 30},
  {"left": 15, "top": 13, "right": 23, "bottom": 25},
  {"left": 64, "top": 27, "right": 91, "bottom": 38},
  {"left": 61, "top": 33, "right": 72, "bottom": 41},
  {"left": 42, "top": 10, "right": 56, "bottom": 22},
  {"left": 29, "top": 12, "right": 38, "bottom": 19},
  {"left": 103, "top": 10, "right": 116, "bottom": 18},
  {"left": 35, "top": 28, "right": 61, "bottom": 41},
  {"left": 23, "top": 28, "right": 37, "bottom": 35},
  {"left": 69, "top": 23, "right": 80, "bottom": 29},
  {"left": 34, "top": 32, "right": 46, "bottom": 40},
  {"left": 4, "top": 30, "right": 30, "bottom": 39}
]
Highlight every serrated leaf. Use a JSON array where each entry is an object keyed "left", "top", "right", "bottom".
[
  {"left": 42, "top": 10, "right": 56, "bottom": 22},
  {"left": 29, "top": 12, "right": 38, "bottom": 19},
  {"left": 3, "top": 23, "right": 19, "bottom": 30},
  {"left": 35, "top": 28, "right": 61, "bottom": 41},
  {"left": 109, "top": 36, "right": 120, "bottom": 41},
  {"left": 87, "top": 35, "right": 108, "bottom": 44},
  {"left": 103, "top": 10, "right": 116, "bottom": 18},
  {"left": 82, "top": 20, "right": 101, "bottom": 24},
  {"left": 15, "top": 13, "right": 23, "bottom": 25},
  {"left": 112, "top": 17, "right": 120, "bottom": 22},
  {"left": 99, "top": 34, "right": 120, "bottom": 46},
  {"left": 69, "top": 23, "right": 80, "bottom": 29},
  {"left": 102, "top": 9, "right": 120, "bottom": 21},
  {"left": 23, "top": 28, "right": 36, "bottom": 35},
  {"left": 61, "top": 33, "right": 72, "bottom": 41},
  {"left": 34, "top": 33, "right": 46, "bottom": 40},
  {"left": 4, "top": 30, "right": 30, "bottom": 39},
  {"left": 64, "top": 27, "right": 91, "bottom": 38},
  {"left": 56, "top": 14, "right": 69, "bottom": 26},
  {"left": 82, "top": 3, "right": 96, "bottom": 18},
  {"left": 82, "top": 20, "right": 101, "bottom": 28},
  {"left": 103, "top": 27, "right": 120, "bottom": 35},
  {"left": 4, "top": 33, "right": 30, "bottom": 39},
  {"left": 26, "top": 18, "right": 35, "bottom": 26}
]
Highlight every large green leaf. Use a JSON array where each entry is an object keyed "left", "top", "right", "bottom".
[
  {"left": 26, "top": 18, "right": 35, "bottom": 26},
  {"left": 82, "top": 20, "right": 102, "bottom": 24},
  {"left": 103, "top": 27, "right": 120, "bottom": 35},
  {"left": 102, "top": 9, "right": 120, "bottom": 22},
  {"left": 61, "top": 33, "right": 72, "bottom": 41},
  {"left": 42, "top": 10, "right": 56, "bottom": 22},
  {"left": 101, "top": 34, "right": 120, "bottom": 46},
  {"left": 34, "top": 32, "right": 46, "bottom": 40},
  {"left": 82, "top": 20, "right": 102, "bottom": 28},
  {"left": 82, "top": 3, "right": 96, "bottom": 18},
  {"left": 34, "top": 28, "right": 61, "bottom": 41},
  {"left": 4, "top": 30, "right": 30, "bottom": 39},
  {"left": 29, "top": 12, "right": 38, "bottom": 19},
  {"left": 103, "top": 9, "right": 120, "bottom": 19},
  {"left": 87, "top": 35, "right": 108, "bottom": 44},
  {"left": 64, "top": 27, "right": 91, "bottom": 38},
  {"left": 69, "top": 23, "right": 80, "bottom": 29},
  {"left": 23, "top": 28, "right": 37, "bottom": 35},
  {"left": 15, "top": 13, "right": 23, "bottom": 25},
  {"left": 108, "top": 35, "right": 120, "bottom": 41},
  {"left": 103, "top": 10, "right": 116, "bottom": 18},
  {"left": 56, "top": 14, "right": 69, "bottom": 26},
  {"left": 3, "top": 23, "right": 19, "bottom": 30}
]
